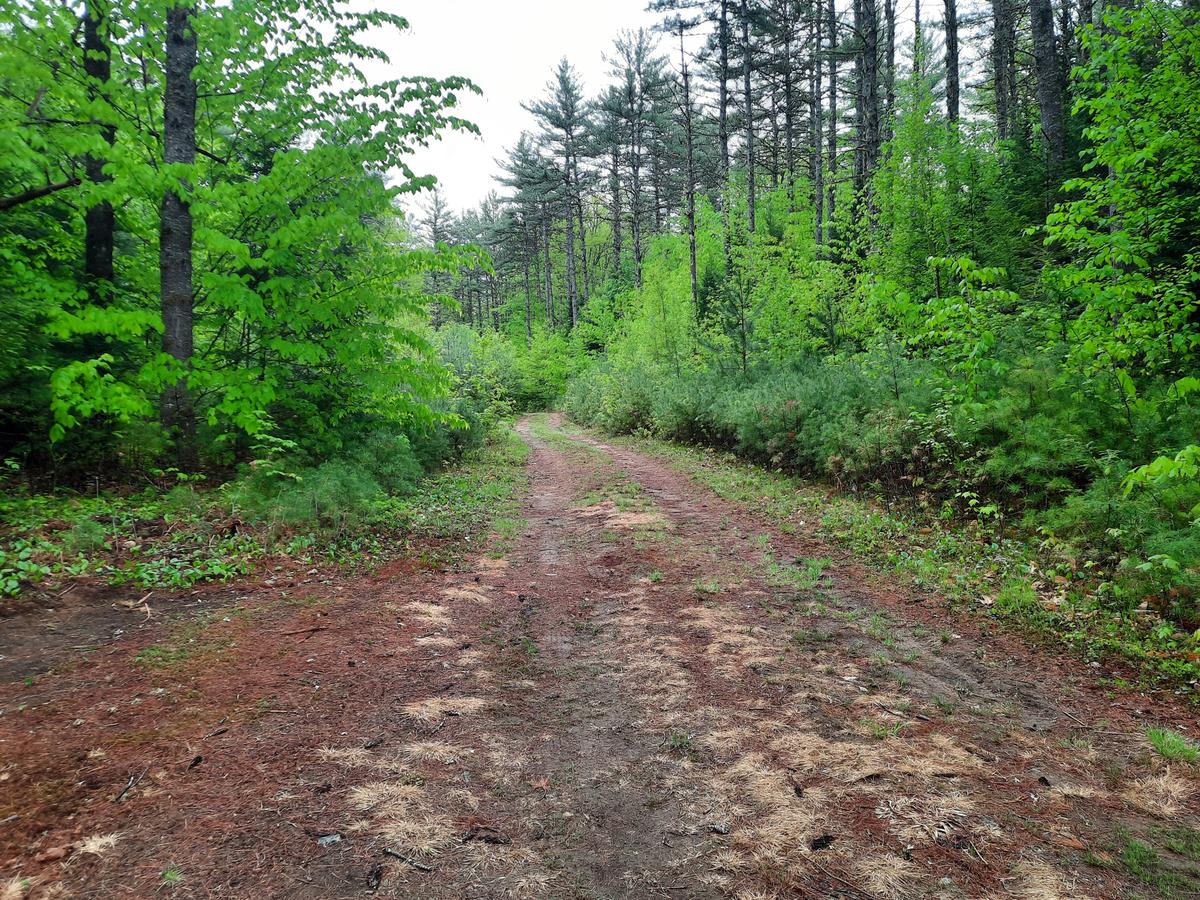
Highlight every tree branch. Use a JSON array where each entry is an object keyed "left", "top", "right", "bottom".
[{"left": 0, "top": 177, "right": 81, "bottom": 212}]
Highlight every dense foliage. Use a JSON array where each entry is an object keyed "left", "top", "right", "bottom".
[{"left": 0, "top": 0, "right": 482, "bottom": 482}]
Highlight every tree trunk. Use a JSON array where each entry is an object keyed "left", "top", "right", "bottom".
[
  {"left": 826, "top": 0, "right": 838, "bottom": 235},
  {"left": 83, "top": 1, "right": 115, "bottom": 306},
  {"left": 741, "top": 0, "right": 756, "bottom": 234},
  {"left": 576, "top": 186, "right": 589, "bottom": 305},
  {"left": 610, "top": 137, "right": 622, "bottom": 280},
  {"left": 631, "top": 124, "right": 644, "bottom": 286},
  {"left": 812, "top": 0, "right": 824, "bottom": 246},
  {"left": 991, "top": 0, "right": 1015, "bottom": 141},
  {"left": 782, "top": 17, "right": 795, "bottom": 203},
  {"left": 852, "top": 0, "right": 881, "bottom": 196},
  {"left": 160, "top": 3, "right": 198, "bottom": 467},
  {"left": 564, "top": 198, "right": 578, "bottom": 328},
  {"left": 542, "top": 211, "right": 554, "bottom": 328},
  {"left": 718, "top": 0, "right": 731, "bottom": 186},
  {"left": 1030, "top": 0, "right": 1066, "bottom": 171},
  {"left": 679, "top": 24, "right": 699, "bottom": 309},
  {"left": 884, "top": 0, "right": 895, "bottom": 144},
  {"left": 944, "top": 0, "right": 960, "bottom": 123},
  {"left": 523, "top": 251, "right": 532, "bottom": 344}
]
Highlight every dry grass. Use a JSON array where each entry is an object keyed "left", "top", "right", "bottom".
[
  {"left": 1009, "top": 858, "right": 1088, "bottom": 899},
  {"left": 457, "top": 648, "right": 487, "bottom": 666},
  {"left": 404, "top": 740, "right": 465, "bottom": 764},
  {"left": 415, "top": 634, "right": 458, "bottom": 648},
  {"left": 441, "top": 586, "right": 492, "bottom": 605},
  {"left": 317, "top": 746, "right": 374, "bottom": 768},
  {"left": 402, "top": 696, "right": 487, "bottom": 725},
  {"left": 75, "top": 832, "right": 121, "bottom": 858},
  {"left": 873, "top": 792, "right": 975, "bottom": 846},
  {"left": 851, "top": 853, "right": 920, "bottom": 898},
  {"left": 347, "top": 781, "right": 426, "bottom": 814},
  {"left": 402, "top": 601, "right": 452, "bottom": 626},
  {"left": 1123, "top": 768, "right": 1194, "bottom": 817},
  {"left": 377, "top": 817, "right": 457, "bottom": 858}
]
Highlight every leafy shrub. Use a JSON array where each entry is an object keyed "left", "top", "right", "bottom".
[
  {"left": 268, "top": 460, "right": 384, "bottom": 531},
  {"left": 350, "top": 431, "right": 424, "bottom": 496},
  {"left": 66, "top": 519, "right": 108, "bottom": 553}
]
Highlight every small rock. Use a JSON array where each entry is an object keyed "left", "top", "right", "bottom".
[{"left": 35, "top": 846, "right": 70, "bottom": 863}]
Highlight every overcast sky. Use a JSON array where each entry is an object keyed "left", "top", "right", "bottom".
[{"left": 365, "top": 1, "right": 663, "bottom": 216}]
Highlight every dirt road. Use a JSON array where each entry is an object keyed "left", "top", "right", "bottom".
[{"left": 2, "top": 414, "right": 1197, "bottom": 898}]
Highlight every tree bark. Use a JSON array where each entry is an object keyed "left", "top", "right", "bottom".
[
  {"left": 564, "top": 196, "right": 578, "bottom": 328},
  {"left": 741, "top": 0, "right": 756, "bottom": 234},
  {"left": 718, "top": 0, "right": 731, "bottom": 186},
  {"left": 1030, "top": 0, "right": 1066, "bottom": 170},
  {"left": 160, "top": 3, "right": 198, "bottom": 467},
  {"left": 826, "top": 0, "right": 838, "bottom": 235},
  {"left": 610, "top": 135, "right": 622, "bottom": 280},
  {"left": 541, "top": 211, "right": 554, "bottom": 328},
  {"left": 83, "top": 1, "right": 115, "bottom": 305},
  {"left": 991, "top": 0, "right": 1017, "bottom": 141},
  {"left": 811, "top": 0, "right": 824, "bottom": 246},
  {"left": 944, "top": 0, "right": 960, "bottom": 123},
  {"left": 884, "top": 0, "right": 895, "bottom": 144},
  {"left": 679, "top": 23, "right": 699, "bottom": 309}
]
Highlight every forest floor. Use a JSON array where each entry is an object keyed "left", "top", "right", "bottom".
[{"left": 2, "top": 413, "right": 1199, "bottom": 899}]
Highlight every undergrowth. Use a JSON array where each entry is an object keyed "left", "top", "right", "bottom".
[{"left": 0, "top": 425, "right": 529, "bottom": 600}]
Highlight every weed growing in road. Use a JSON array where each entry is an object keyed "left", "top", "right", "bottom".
[
  {"left": 1119, "top": 832, "right": 1200, "bottom": 897},
  {"left": 792, "top": 628, "right": 832, "bottom": 647},
  {"left": 863, "top": 719, "right": 908, "bottom": 740},
  {"left": 666, "top": 731, "right": 696, "bottom": 755},
  {"left": 1146, "top": 727, "right": 1199, "bottom": 763},
  {"left": 932, "top": 696, "right": 955, "bottom": 715},
  {"left": 764, "top": 553, "right": 829, "bottom": 591}
]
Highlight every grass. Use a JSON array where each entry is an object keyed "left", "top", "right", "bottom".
[
  {"left": 134, "top": 621, "right": 233, "bottom": 668},
  {"left": 791, "top": 627, "right": 833, "bottom": 647},
  {"left": 1146, "top": 727, "right": 1199, "bottom": 763},
  {"left": 377, "top": 425, "right": 530, "bottom": 560},
  {"left": 764, "top": 553, "right": 829, "bottom": 591},
  {"left": 1120, "top": 833, "right": 1200, "bottom": 897},
  {"left": 665, "top": 730, "right": 697, "bottom": 755},
  {"left": 862, "top": 719, "right": 908, "bottom": 740}
]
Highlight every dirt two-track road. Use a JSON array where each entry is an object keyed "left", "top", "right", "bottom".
[{"left": 1, "top": 414, "right": 1198, "bottom": 899}]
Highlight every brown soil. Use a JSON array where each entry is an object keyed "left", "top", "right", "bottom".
[{"left": 1, "top": 414, "right": 1197, "bottom": 899}]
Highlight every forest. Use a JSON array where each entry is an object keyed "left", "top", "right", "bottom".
[
  {"left": 2, "top": 0, "right": 1200, "bottom": 895},
  {"left": 2, "top": 0, "right": 1199, "bottom": 675}
]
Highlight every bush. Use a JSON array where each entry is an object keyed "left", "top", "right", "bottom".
[{"left": 264, "top": 460, "right": 384, "bottom": 531}]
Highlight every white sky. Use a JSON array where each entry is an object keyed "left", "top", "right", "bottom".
[{"left": 365, "top": 1, "right": 662, "bottom": 216}]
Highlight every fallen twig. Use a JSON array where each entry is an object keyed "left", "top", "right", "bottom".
[
  {"left": 875, "top": 702, "right": 931, "bottom": 722},
  {"left": 113, "top": 766, "right": 148, "bottom": 803},
  {"left": 382, "top": 848, "right": 433, "bottom": 872},
  {"left": 281, "top": 625, "right": 327, "bottom": 637}
]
